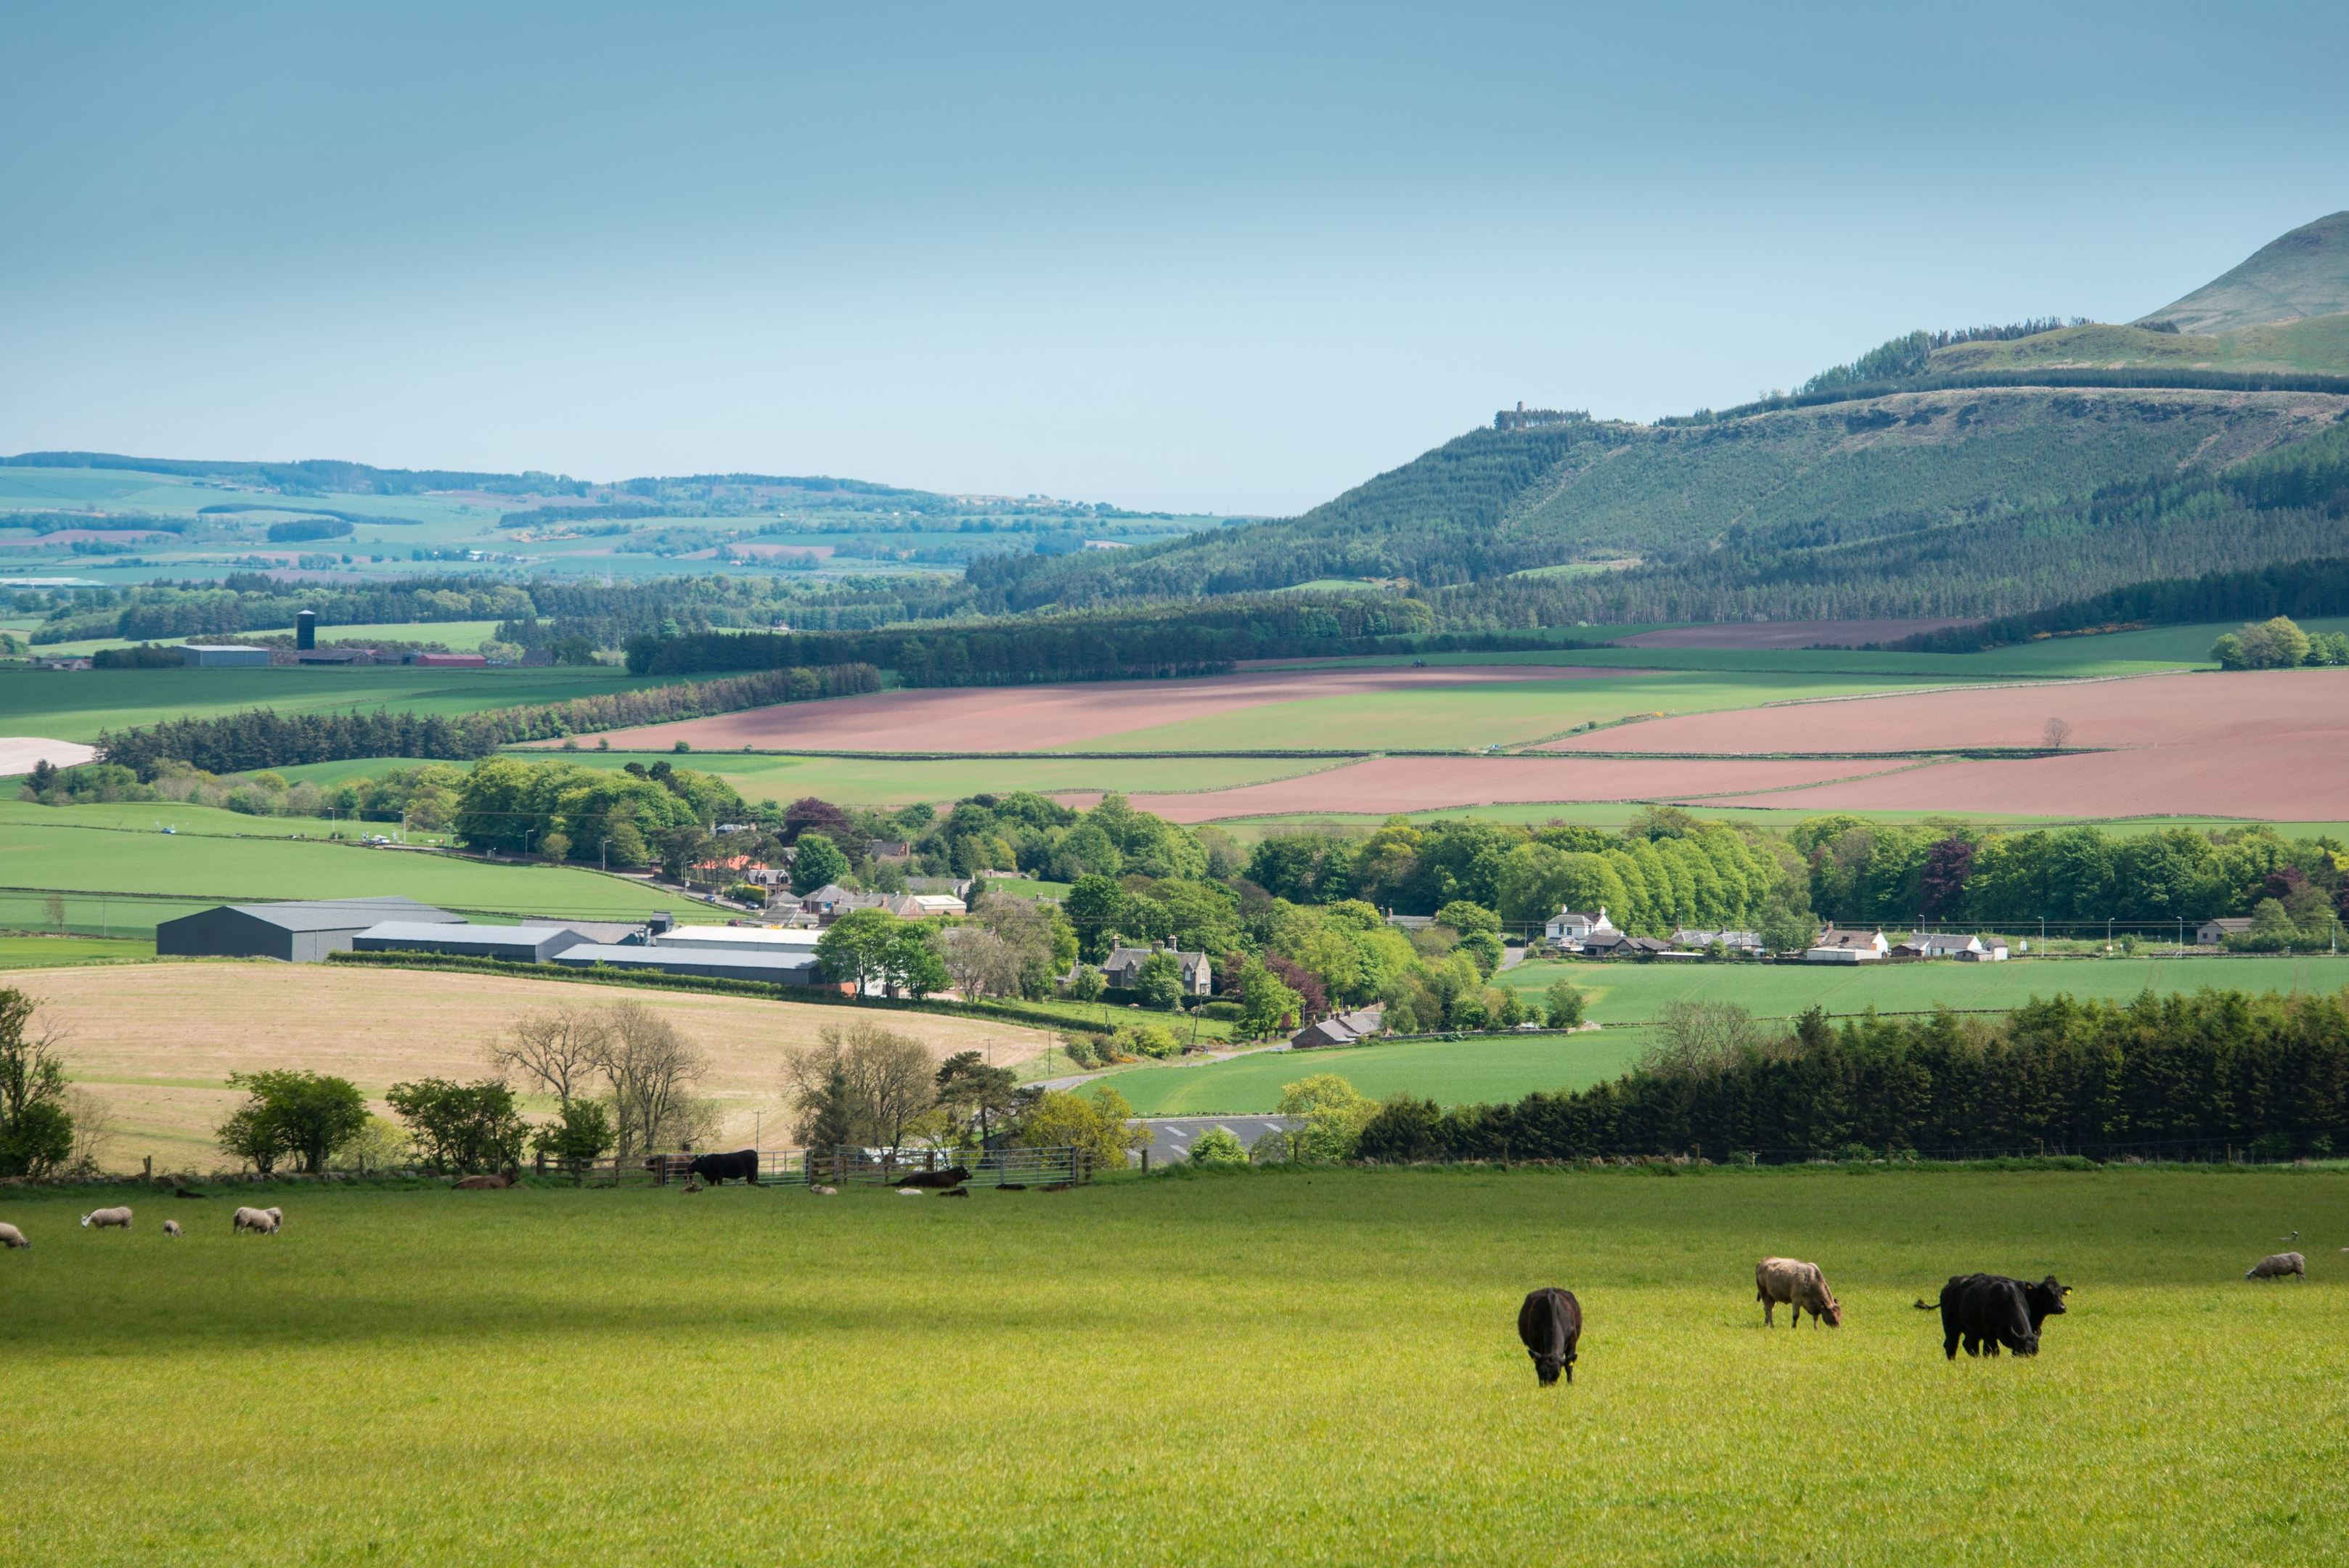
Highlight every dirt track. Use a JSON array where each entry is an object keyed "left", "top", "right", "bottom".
[
  {"left": 554, "top": 664, "right": 1616, "bottom": 752},
  {"left": 30, "top": 963, "right": 1054, "bottom": 1171}
]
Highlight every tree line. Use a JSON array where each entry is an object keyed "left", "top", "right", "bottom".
[
  {"left": 1357, "top": 989, "right": 2349, "bottom": 1163},
  {"left": 94, "top": 663, "right": 878, "bottom": 775}
]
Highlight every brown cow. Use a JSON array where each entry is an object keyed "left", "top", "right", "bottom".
[{"left": 1756, "top": 1257, "right": 1842, "bottom": 1328}]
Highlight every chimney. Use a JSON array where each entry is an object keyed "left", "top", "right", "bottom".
[{"left": 295, "top": 611, "right": 317, "bottom": 651}]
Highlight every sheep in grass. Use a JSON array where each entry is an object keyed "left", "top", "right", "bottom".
[
  {"left": 809, "top": 1185, "right": 838, "bottom": 1196},
  {"left": 0, "top": 1222, "right": 28, "bottom": 1249},
  {"left": 81, "top": 1206, "right": 134, "bottom": 1230},
  {"left": 232, "top": 1206, "right": 280, "bottom": 1236},
  {"left": 2246, "top": 1251, "right": 2305, "bottom": 1281},
  {"left": 162, "top": 1220, "right": 182, "bottom": 1238}
]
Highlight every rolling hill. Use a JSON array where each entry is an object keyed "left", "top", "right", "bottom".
[{"left": 981, "top": 213, "right": 2349, "bottom": 628}]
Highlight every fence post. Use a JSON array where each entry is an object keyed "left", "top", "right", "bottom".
[{"left": 1140, "top": 1148, "right": 1150, "bottom": 1175}]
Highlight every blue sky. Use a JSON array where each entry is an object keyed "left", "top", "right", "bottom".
[{"left": 4, "top": 1, "right": 2345, "bottom": 514}]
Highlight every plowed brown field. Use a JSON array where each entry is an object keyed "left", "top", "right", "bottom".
[
  {"left": 1124, "top": 756, "right": 1924, "bottom": 822},
  {"left": 29, "top": 963, "right": 1054, "bottom": 1172},
  {"left": 556, "top": 664, "right": 1618, "bottom": 752}
]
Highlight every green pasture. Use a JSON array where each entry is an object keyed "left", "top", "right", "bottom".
[
  {"left": 1085, "top": 1028, "right": 1655, "bottom": 1114},
  {"left": 0, "top": 819, "right": 706, "bottom": 928},
  {"left": 495, "top": 748, "right": 1343, "bottom": 806},
  {"left": 0, "top": 665, "right": 666, "bottom": 744},
  {"left": 3, "top": 1171, "right": 2342, "bottom": 1564},
  {"left": 0, "top": 797, "right": 453, "bottom": 844},
  {"left": 1077, "top": 671, "right": 1996, "bottom": 754},
  {"left": 0, "top": 932, "right": 155, "bottom": 966},
  {"left": 28, "top": 619, "right": 510, "bottom": 658},
  {"left": 1502, "top": 954, "right": 2349, "bottom": 1026}
]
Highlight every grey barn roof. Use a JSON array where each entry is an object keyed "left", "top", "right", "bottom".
[{"left": 221, "top": 897, "right": 458, "bottom": 932}]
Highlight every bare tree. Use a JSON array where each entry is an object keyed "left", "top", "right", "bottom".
[
  {"left": 974, "top": 895, "right": 1066, "bottom": 996},
  {"left": 781, "top": 1022, "right": 936, "bottom": 1151},
  {"left": 489, "top": 1005, "right": 609, "bottom": 1108},
  {"left": 939, "top": 926, "right": 1022, "bottom": 1000},
  {"left": 62, "top": 1085, "right": 115, "bottom": 1174},
  {"left": 1643, "top": 1000, "right": 1773, "bottom": 1077},
  {"left": 595, "top": 1000, "right": 708, "bottom": 1161},
  {"left": 2043, "top": 717, "right": 2072, "bottom": 750}
]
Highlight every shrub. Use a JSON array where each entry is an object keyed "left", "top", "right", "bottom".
[
  {"left": 1186, "top": 1127, "right": 1249, "bottom": 1167},
  {"left": 1543, "top": 980, "right": 1586, "bottom": 1029}
]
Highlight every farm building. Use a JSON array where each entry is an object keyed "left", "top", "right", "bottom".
[
  {"left": 403, "top": 652, "right": 487, "bottom": 667},
  {"left": 1806, "top": 928, "right": 1889, "bottom": 963},
  {"left": 178, "top": 643, "right": 270, "bottom": 668},
  {"left": 351, "top": 922, "right": 606, "bottom": 963},
  {"left": 1101, "top": 944, "right": 1214, "bottom": 995},
  {"left": 155, "top": 897, "right": 459, "bottom": 962},
  {"left": 1291, "top": 1004, "right": 1386, "bottom": 1049},
  {"left": 1672, "top": 928, "right": 1764, "bottom": 954},
  {"left": 655, "top": 924, "right": 821, "bottom": 954},
  {"left": 551, "top": 943, "right": 824, "bottom": 987},
  {"left": 2197, "top": 917, "right": 2255, "bottom": 945},
  {"left": 1579, "top": 931, "right": 1678, "bottom": 959}
]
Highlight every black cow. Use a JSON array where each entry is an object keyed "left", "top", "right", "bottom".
[
  {"left": 895, "top": 1165, "right": 971, "bottom": 1189},
  {"left": 1921, "top": 1273, "right": 2070, "bottom": 1358},
  {"left": 1517, "top": 1287, "right": 1582, "bottom": 1387},
  {"left": 687, "top": 1149, "right": 761, "bottom": 1186}
]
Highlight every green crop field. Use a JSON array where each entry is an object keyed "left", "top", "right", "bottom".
[
  {"left": 0, "top": 665, "right": 668, "bottom": 743},
  {"left": 27, "top": 619, "right": 511, "bottom": 658},
  {"left": 1083, "top": 1028, "right": 1656, "bottom": 1114},
  {"left": 1503, "top": 955, "right": 2349, "bottom": 1026},
  {"left": 2, "top": 1171, "right": 2341, "bottom": 1564},
  {"left": 0, "top": 817, "right": 709, "bottom": 929},
  {"left": 1078, "top": 671, "right": 1995, "bottom": 754},
  {"left": 0, "top": 797, "right": 454, "bottom": 845},
  {"left": 0, "top": 932, "right": 154, "bottom": 966},
  {"left": 491, "top": 749, "right": 1344, "bottom": 806}
]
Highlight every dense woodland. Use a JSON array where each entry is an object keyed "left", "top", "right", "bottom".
[{"left": 1359, "top": 989, "right": 2349, "bottom": 1162}]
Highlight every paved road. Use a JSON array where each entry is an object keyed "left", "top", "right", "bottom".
[{"left": 1131, "top": 1115, "right": 1300, "bottom": 1165}]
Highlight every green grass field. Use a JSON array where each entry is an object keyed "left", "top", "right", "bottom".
[
  {"left": 491, "top": 748, "right": 1343, "bottom": 805},
  {"left": 1080, "top": 958, "right": 2349, "bottom": 1114},
  {"left": 0, "top": 932, "right": 154, "bottom": 966},
  {"left": 0, "top": 665, "right": 667, "bottom": 743},
  {"left": 1501, "top": 954, "right": 2349, "bottom": 1025},
  {"left": 26, "top": 620, "right": 512, "bottom": 658},
  {"left": 0, "top": 817, "right": 709, "bottom": 929},
  {"left": 1078, "top": 671, "right": 2001, "bottom": 754},
  {"left": 1084, "top": 1028, "right": 1655, "bottom": 1114},
  {"left": 2, "top": 1170, "right": 2341, "bottom": 1564},
  {"left": 0, "top": 796, "right": 454, "bottom": 844}
]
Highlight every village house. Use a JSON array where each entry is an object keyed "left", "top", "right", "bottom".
[
  {"left": 1578, "top": 930, "right": 1675, "bottom": 959},
  {"left": 2197, "top": 916, "right": 2255, "bottom": 946},
  {"left": 1672, "top": 928, "right": 1765, "bottom": 955},
  {"left": 1544, "top": 905, "right": 1617, "bottom": 947},
  {"left": 1291, "top": 1003, "right": 1386, "bottom": 1049},
  {"left": 1100, "top": 944, "right": 1214, "bottom": 996},
  {"left": 1806, "top": 928, "right": 1889, "bottom": 963}
]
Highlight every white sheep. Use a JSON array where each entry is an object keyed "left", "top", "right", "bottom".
[
  {"left": 2246, "top": 1251, "right": 2305, "bottom": 1281},
  {"left": 80, "top": 1206, "right": 134, "bottom": 1230},
  {"left": 232, "top": 1205, "right": 281, "bottom": 1236},
  {"left": 809, "top": 1185, "right": 838, "bottom": 1196},
  {"left": 896, "top": 1188, "right": 925, "bottom": 1197},
  {"left": 163, "top": 1220, "right": 183, "bottom": 1238},
  {"left": 0, "top": 1222, "right": 28, "bottom": 1249}
]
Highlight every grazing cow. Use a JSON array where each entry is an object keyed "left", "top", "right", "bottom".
[
  {"left": 1756, "top": 1257, "right": 1843, "bottom": 1328},
  {"left": 940, "top": 1187, "right": 971, "bottom": 1198},
  {"left": 2246, "top": 1251, "right": 2305, "bottom": 1281},
  {"left": 173, "top": 1186, "right": 208, "bottom": 1199},
  {"left": 0, "top": 1222, "right": 28, "bottom": 1249},
  {"left": 894, "top": 1165, "right": 971, "bottom": 1190},
  {"left": 453, "top": 1169, "right": 518, "bottom": 1191},
  {"left": 687, "top": 1149, "right": 761, "bottom": 1187},
  {"left": 81, "top": 1206, "right": 134, "bottom": 1230},
  {"left": 232, "top": 1205, "right": 280, "bottom": 1236},
  {"left": 997, "top": 1183, "right": 1027, "bottom": 1192},
  {"left": 163, "top": 1220, "right": 183, "bottom": 1238},
  {"left": 1919, "top": 1273, "right": 2069, "bottom": 1358},
  {"left": 1517, "top": 1286, "right": 1582, "bottom": 1387}
]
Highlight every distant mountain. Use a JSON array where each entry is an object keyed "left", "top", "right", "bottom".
[
  {"left": 2138, "top": 211, "right": 2349, "bottom": 334},
  {"left": 977, "top": 213, "right": 2349, "bottom": 627}
]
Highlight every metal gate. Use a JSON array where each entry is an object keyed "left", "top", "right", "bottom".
[{"left": 815, "top": 1146, "right": 1091, "bottom": 1188}]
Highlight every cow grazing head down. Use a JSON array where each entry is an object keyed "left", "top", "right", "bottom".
[{"left": 1516, "top": 1286, "right": 1582, "bottom": 1387}]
